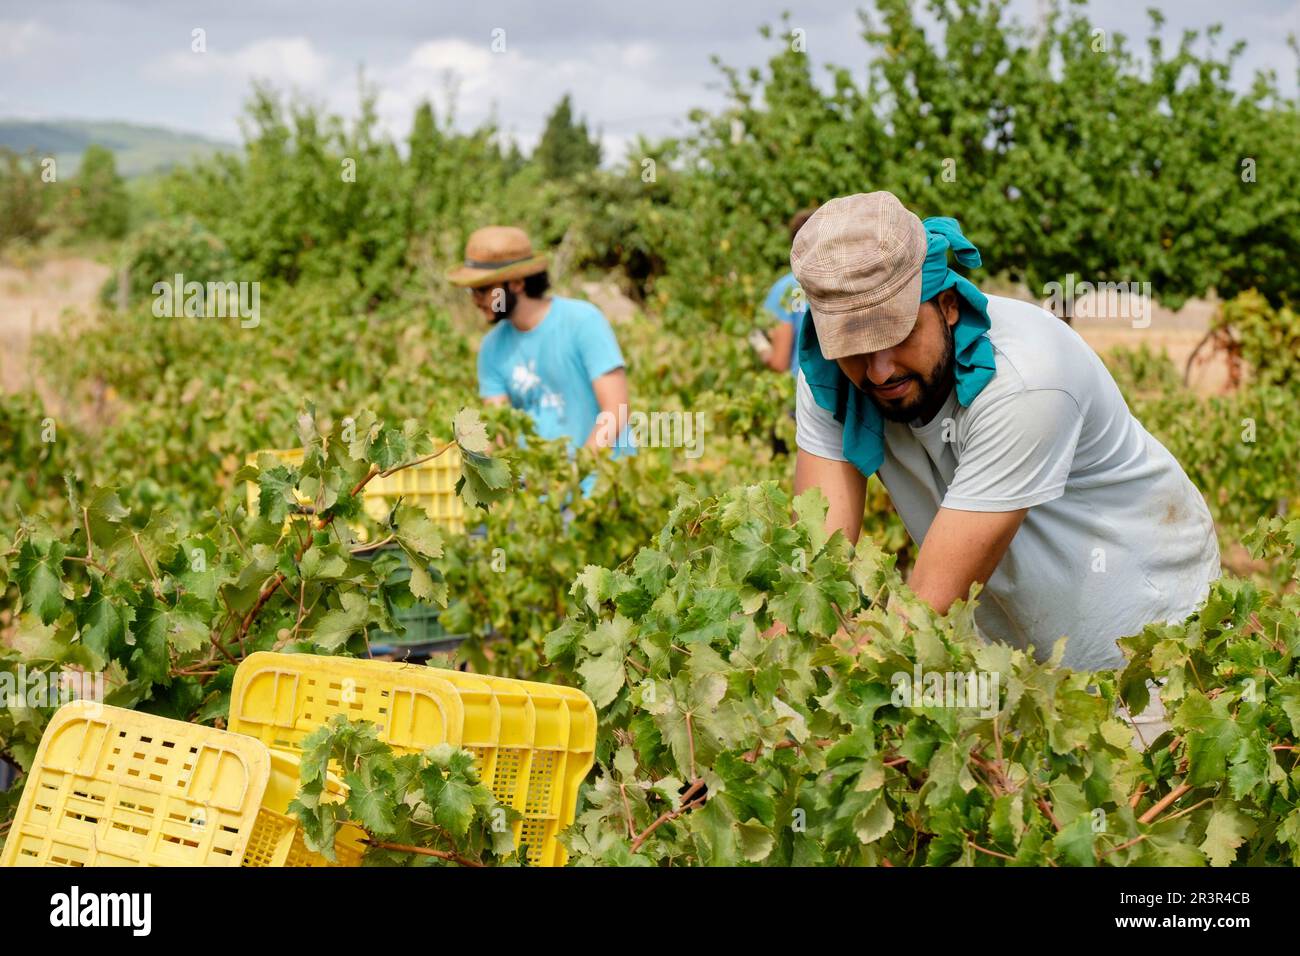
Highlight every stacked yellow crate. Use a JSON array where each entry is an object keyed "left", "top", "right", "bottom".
[
  {"left": 245, "top": 446, "right": 466, "bottom": 535},
  {"left": 2, "top": 656, "right": 595, "bottom": 868},
  {"left": 228, "top": 653, "right": 596, "bottom": 867},
  {"left": 0, "top": 702, "right": 363, "bottom": 868}
]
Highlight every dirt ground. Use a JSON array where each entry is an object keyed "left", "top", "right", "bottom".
[
  {"left": 0, "top": 256, "right": 110, "bottom": 395},
  {"left": 0, "top": 256, "right": 1231, "bottom": 397},
  {"left": 1068, "top": 302, "right": 1230, "bottom": 394},
  {"left": 579, "top": 278, "right": 640, "bottom": 325},
  {"left": 583, "top": 276, "right": 1234, "bottom": 394},
  {"left": 985, "top": 285, "right": 1230, "bottom": 394}
]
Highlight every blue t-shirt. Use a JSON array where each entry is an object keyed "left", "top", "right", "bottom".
[
  {"left": 478, "top": 297, "right": 632, "bottom": 494},
  {"left": 763, "top": 272, "right": 804, "bottom": 378}
]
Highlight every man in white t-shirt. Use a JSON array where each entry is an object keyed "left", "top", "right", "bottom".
[{"left": 790, "top": 192, "right": 1219, "bottom": 678}]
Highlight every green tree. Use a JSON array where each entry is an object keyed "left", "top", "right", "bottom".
[
  {"left": 0, "top": 149, "right": 50, "bottom": 247},
  {"left": 73, "top": 144, "right": 129, "bottom": 239},
  {"left": 638, "top": 2, "right": 1300, "bottom": 331},
  {"left": 161, "top": 84, "right": 412, "bottom": 304},
  {"left": 408, "top": 99, "right": 441, "bottom": 188},
  {"left": 403, "top": 97, "right": 527, "bottom": 249},
  {"left": 534, "top": 94, "right": 602, "bottom": 180}
]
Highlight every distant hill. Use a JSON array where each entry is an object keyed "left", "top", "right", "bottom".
[{"left": 0, "top": 119, "right": 235, "bottom": 178}]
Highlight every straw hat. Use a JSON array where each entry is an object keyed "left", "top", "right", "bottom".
[
  {"left": 790, "top": 192, "right": 927, "bottom": 359},
  {"left": 446, "top": 226, "right": 549, "bottom": 288}
]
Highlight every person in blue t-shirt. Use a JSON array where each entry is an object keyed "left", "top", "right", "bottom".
[
  {"left": 751, "top": 208, "right": 816, "bottom": 378},
  {"left": 448, "top": 226, "right": 632, "bottom": 493}
]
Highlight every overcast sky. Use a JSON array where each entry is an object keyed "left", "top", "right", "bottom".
[{"left": 1, "top": 0, "right": 1296, "bottom": 160}]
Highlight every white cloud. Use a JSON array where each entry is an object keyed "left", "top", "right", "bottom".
[
  {"left": 232, "top": 37, "right": 332, "bottom": 87},
  {"left": 148, "top": 36, "right": 332, "bottom": 89},
  {"left": 367, "top": 36, "right": 690, "bottom": 163},
  {"left": 0, "top": 19, "right": 47, "bottom": 59},
  {"left": 402, "top": 38, "right": 500, "bottom": 92},
  {"left": 623, "top": 42, "right": 657, "bottom": 70},
  {"left": 5, "top": 0, "right": 1290, "bottom": 158},
  {"left": 372, "top": 38, "right": 534, "bottom": 133}
]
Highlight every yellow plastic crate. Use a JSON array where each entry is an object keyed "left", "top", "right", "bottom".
[
  {"left": 228, "top": 653, "right": 597, "bottom": 866},
  {"left": 2, "top": 702, "right": 266, "bottom": 867},
  {"left": 243, "top": 751, "right": 368, "bottom": 868},
  {"left": 367, "top": 450, "right": 465, "bottom": 534},
  {"left": 245, "top": 446, "right": 465, "bottom": 534},
  {"left": 437, "top": 670, "right": 597, "bottom": 867},
  {"left": 228, "top": 653, "right": 466, "bottom": 753},
  {"left": 0, "top": 702, "right": 364, "bottom": 868}
]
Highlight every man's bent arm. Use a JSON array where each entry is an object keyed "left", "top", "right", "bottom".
[
  {"left": 795, "top": 448, "right": 866, "bottom": 544},
  {"left": 765, "top": 323, "right": 794, "bottom": 372},
  {"left": 908, "top": 506, "right": 1028, "bottom": 614},
  {"left": 586, "top": 367, "right": 629, "bottom": 449}
]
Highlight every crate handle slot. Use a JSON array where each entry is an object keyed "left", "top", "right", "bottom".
[
  {"left": 235, "top": 669, "right": 301, "bottom": 729},
  {"left": 42, "top": 712, "right": 112, "bottom": 777},
  {"left": 184, "top": 744, "right": 252, "bottom": 812}
]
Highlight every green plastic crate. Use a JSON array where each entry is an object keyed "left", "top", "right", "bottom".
[{"left": 363, "top": 546, "right": 466, "bottom": 659}]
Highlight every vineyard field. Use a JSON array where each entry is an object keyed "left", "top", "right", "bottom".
[{"left": 1, "top": 0, "right": 1298, "bottom": 876}]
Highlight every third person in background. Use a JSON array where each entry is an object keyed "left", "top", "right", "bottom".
[{"left": 753, "top": 208, "right": 817, "bottom": 377}]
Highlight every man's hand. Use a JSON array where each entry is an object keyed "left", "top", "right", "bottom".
[
  {"left": 794, "top": 449, "right": 866, "bottom": 544},
  {"left": 908, "top": 506, "right": 1028, "bottom": 614},
  {"left": 747, "top": 328, "right": 773, "bottom": 361},
  {"left": 480, "top": 394, "right": 510, "bottom": 449}
]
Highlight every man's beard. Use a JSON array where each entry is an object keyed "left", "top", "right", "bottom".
[
  {"left": 489, "top": 287, "right": 519, "bottom": 323},
  {"left": 868, "top": 319, "right": 956, "bottom": 424}
]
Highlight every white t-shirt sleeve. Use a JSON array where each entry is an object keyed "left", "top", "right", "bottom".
[
  {"left": 795, "top": 369, "right": 847, "bottom": 461},
  {"left": 943, "top": 387, "right": 1083, "bottom": 512}
]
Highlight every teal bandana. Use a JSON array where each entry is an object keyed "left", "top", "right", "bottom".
[{"left": 796, "top": 216, "right": 996, "bottom": 477}]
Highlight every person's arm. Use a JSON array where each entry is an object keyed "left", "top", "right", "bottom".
[
  {"left": 908, "top": 506, "right": 1028, "bottom": 613},
  {"left": 910, "top": 387, "right": 1083, "bottom": 614},
  {"left": 585, "top": 367, "right": 628, "bottom": 449},
  {"left": 792, "top": 369, "right": 863, "bottom": 540},
  {"left": 573, "top": 304, "right": 629, "bottom": 450},
  {"left": 480, "top": 393, "right": 509, "bottom": 450},
  {"left": 765, "top": 322, "right": 794, "bottom": 372},
  {"left": 794, "top": 449, "right": 866, "bottom": 543},
  {"left": 766, "top": 448, "right": 865, "bottom": 641}
]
